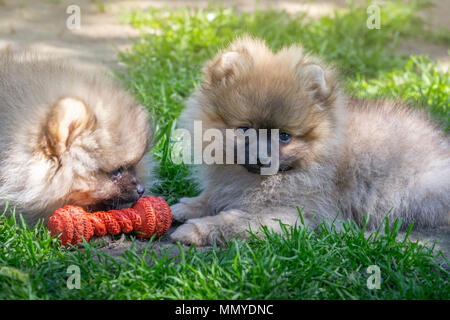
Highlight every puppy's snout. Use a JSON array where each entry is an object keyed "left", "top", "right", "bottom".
[{"left": 136, "top": 184, "right": 145, "bottom": 197}]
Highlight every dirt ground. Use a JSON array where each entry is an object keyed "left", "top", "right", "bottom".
[
  {"left": 1, "top": 0, "right": 449, "bottom": 70},
  {"left": 98, "top": 225, "right": 450, "bottom": 262},
  {"left": 0, "top": 0, "right": 449, "bottom": 259}
]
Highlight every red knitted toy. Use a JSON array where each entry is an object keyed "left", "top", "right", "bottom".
[{"left": 47, "top": 196, "right": 172, "bottom": 247}]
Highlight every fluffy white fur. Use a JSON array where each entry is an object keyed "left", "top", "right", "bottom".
[{"left": 0, "top": 52, "right": 152, "bottom": 224}]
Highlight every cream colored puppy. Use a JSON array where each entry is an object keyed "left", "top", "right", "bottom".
[
  {"left": 0, "top": 52, "right": 152, "bottom": 225},
  {"left": 170, "top": 37, "right": 450, "bottom": 246}
]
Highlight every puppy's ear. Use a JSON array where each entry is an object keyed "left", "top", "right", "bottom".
[
  {"left": 204, "top": 37, "right": 271, "bottom": 86},
  {"left": 204, "top": 49, "right": 252, "bottom": 85},
  {"left": 44, "top": 98, "right": 95, "bottom": 155},
  {"left": 298, "top": 64, "right": 331, "bottom": 101}
]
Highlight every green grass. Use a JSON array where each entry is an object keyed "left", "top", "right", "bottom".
[
  {"left": 1, "top": 208, "right": 448, "bottom": 299},
  {"left": 1, "top": 0, "right": 449, "bottom": 299}
]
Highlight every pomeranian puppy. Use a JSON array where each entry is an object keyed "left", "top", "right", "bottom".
[
  {"left": 0, "top": 52, "right": 152, "bottom": 225},
  {"left": 171, "top": 37, "right": 450, "bottom": 246}
]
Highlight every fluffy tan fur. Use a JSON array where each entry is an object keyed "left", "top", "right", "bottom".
[
  {"left": 0, "top": 52, "right": 152, "bottom": 225},
  {"left": 171, "top": 37, "right": 450, "bottom": 246}
]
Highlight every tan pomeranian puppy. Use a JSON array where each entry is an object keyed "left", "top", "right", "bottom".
[
  {"left": 0, "top": 52, "right": 152, "bottom": 225},
  {"left": 170, "top": 37, "right": 450, "bottom": 246}
]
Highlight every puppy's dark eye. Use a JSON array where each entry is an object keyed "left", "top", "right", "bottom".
[
  {"left": 237, "top": 126, "right": 251, "bottom": 132},
  {"left": 279, "top": 132, "right": 292, "bottom": 143},
  {"left": 110, "top": 167, "right": 124, "bottom": 180}
]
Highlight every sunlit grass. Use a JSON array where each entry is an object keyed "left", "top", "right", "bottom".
[
  {"left": 1, "top": 208, "right": 448, "bottom": 299},
  {"left": 1, "top": 0, "right": 449, "bottom": 299}
]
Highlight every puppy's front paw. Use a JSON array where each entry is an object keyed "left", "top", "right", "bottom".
[
  {"left": 170, "top": 200, "right": 206, "bottom": 223},
  {"left": 170, "top": 223, "right": 206, "bottom": 246},
  {"left": 170, "top": 203, "right": 190, "bottom": 223}
]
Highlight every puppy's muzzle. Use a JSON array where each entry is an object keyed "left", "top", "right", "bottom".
[
  {"left": 237, "top": 130, "right": 282, "bottom": 174},
  {"left": 102, "top": 183, "right": 145, "bottom": 209},
  {"left": 242, "top": 157, "right": 272, "bottom": 174}
]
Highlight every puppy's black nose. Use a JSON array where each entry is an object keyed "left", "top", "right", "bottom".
[{"left": 136, "top": 184, "right": 145, "bottom": 196}]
